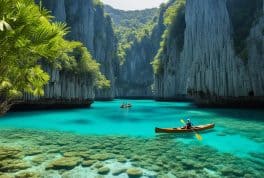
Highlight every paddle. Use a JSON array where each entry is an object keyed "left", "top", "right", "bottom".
[{"left": 180, "top": 119, "right": 202, "bottom": 141}]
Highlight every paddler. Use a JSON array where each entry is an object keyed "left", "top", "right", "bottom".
[{"left": 186, "top": 119, "right": 192, "bottom": 129}]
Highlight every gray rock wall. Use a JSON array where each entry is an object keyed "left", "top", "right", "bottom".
[
  {"left": 24, "top": 65, "right": 95, "bottom": 101},
  {"left": 41, "top": 0, "right": 66, "bottom": 22},
  {"left": 154, "top": 0, "right": 264, "bottom": 104},
  {"left": 34, "top": 0, "right": 118, "bottom": 101},
  {"left": 247, "top": 1, "right": 264, "bottom": 97},
  {"left": 116, "top": 6, "right": 166, "bottom": 98},
  {"left": 117, "top": 37, "right": 155, "bottom": 97},
  {"left": 64, "top": 0, "right": 118, "bottom": 99},
  {"left": 183, "top": 0, "right": 250, "bottom": 97}
]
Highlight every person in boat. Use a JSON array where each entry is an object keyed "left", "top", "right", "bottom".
[
  {"left": 121, "top": 102, "right": 125, "bottom": 108},
  {"left": 121, "top": 101, "right": 132, "bottom": 108},
  {"left": 185, "top": 119, "right": 192, "bottom": 129}
]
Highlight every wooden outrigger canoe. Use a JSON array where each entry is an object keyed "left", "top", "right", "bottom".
[{"left": 155, "top": 123, "right": 215, "bottom": 133}]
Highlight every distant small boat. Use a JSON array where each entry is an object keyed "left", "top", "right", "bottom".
[
  {"left": 155, "top": 123, "right": 215, "bottom": 133},
  {"left": 120, "top": 104, "right": 132, "bottom": 109}
]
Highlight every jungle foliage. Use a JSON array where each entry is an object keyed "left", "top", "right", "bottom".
[
  {"left": 0, "top": 0, "right": 108, "bottom": 114},
  {"left": 152, "top": 0, "right": 186, "bottom": 75},
  {"left": 104, "top": 5, "right": 159, "bottom": 64}
]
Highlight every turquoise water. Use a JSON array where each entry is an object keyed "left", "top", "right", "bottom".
[
  {"left": 1, "top": 100, "right": 263, "bottom": 157},
  {"left": 0, "top": 100, "right": 264, "bottom": 177}
]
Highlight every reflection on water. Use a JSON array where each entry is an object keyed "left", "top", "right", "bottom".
[{"left": 0, "top": 100, "right": 263, "bottom": 177}]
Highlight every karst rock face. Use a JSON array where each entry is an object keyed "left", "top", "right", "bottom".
[
  {"left": 154, "top": 0, "right": 264, "bottom": 106},
  {"left": 117, "top": 40, "right": 155, "bottom": 98},
  {"left": 24, "top": 0, "right": 119, "bottom": 108},
  {"left": 114, "top": 6, "right": 166, "bottom": 98},
  {"left": 247, "top": 0, "right": 264, "bottom": 98},
  {"left": 20, "top": 65, "right": 95, "bottom": 109},
  {"left": 19, "top": 0, "right": 263, "bottom": 107},
  {"left": 43, "top": 0, "right": 118, "bottom": 100},
  {"left": 117, "top": 29, "right": 164, "bottom": 98}
]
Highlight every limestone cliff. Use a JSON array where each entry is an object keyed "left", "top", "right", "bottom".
[
  {"left": 40, "top": 0, "right": 66, "bottom": 22},
  {"left": 106, "top": 5, "right": 166, "bottom": 97},
  {"left": 19, "top": 65, "right": 95, "bottom": 109},
  {"left": 117, "top": 36, "right": 154, "bottom": 97},
  {"left": 34, "top": 0, "right": 118, "bottom": 100},
  {"left": 17, "top": 0, "right": 118, "bottom": 110},
  {"left": 247, "top": 1, "right": 264, "bottom": 98},
  {"left": 154, "top": 0, "right": 264, "bottom": 106},
  {"left": 37, "top": 0, "right": 118, "bottom": 99}
]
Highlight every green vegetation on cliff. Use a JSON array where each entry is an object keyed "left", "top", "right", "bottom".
[
  {"left": 92, "top": 0, "right": 103, "bottom": 7},
  {"left": 0, "top": 0, "right": 109, "bottom": 114},
  {"left": 55, "top": 45, "right": 110, "bottom": 89},
  {"left": 104, "top": 5, "right": 159, "bottom": 64},
  {"left": 152, "top": 0, "right": 186, "bottom": 75}
]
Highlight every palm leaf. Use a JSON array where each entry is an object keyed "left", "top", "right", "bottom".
[{"left": 0, "top": 19, "right": 12, "bottom": 31}]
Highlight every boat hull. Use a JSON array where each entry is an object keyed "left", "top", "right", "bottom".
[
  {"left": 120, "top": 104, "right": 132, "bottom": 109},
  {"left": 155, "top": 124, "right": 215, "bottom": 133}
]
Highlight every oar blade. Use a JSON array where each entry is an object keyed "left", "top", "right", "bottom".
[
  {"left": 180, "top": 119, "right": 185, "bottom": 124},
  {"left": 180, "top": 119, "right": 202, "bottom": 141},
  {"left": 195, "top": 133, "right": 203, "bottom": 141}
]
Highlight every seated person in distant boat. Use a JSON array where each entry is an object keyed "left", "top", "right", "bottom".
[{"left": 185, "top": 119, "right": 192, "bottom": 129}]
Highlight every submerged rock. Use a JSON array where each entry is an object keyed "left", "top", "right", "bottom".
[
  {"left": 31, "top": 154, "right": 48, "bottom": 165},
  {"left": 220, "top": 167, "right": 244, "bottom": 177},
  {"left": 0, "top": 174, "right": 13, "bottom": 178},
  {"left": 97, "top": 166, "right": 110, "bottom": 175},
  {"left": 94, "top": 162, "right": 104, "bottom": 169},
  {"left": 90, "top": 153, "right": 113, "bottom": 161},
  {"left": 0, "top": 159, "right": 30, "bottom": 172},
  {"left": 0, "top": 147, "right": 23, "bottom": 160},
  {"left": 63, "top": 151, "right": 90, "bottom": 159},
  {"left": 14, "top": 171, "right": 40, "bottom": 178},
  {"left": 126, "top": 168, "right": 143, "bottom": 178},
  {"left": 112, "top": 168, "right": 127, "bottom": 176},
  {"left": 82, "top": 160, "right": 96, "bottom": 167},
  {"left": 117, "top": 156, "right": 127, "bottom": 163},
  {"left": 24, "top": 148, "right": 42, "bottom": 156},
  {"left": 46, "top": 157, "right": 81, "bottom": 170}
]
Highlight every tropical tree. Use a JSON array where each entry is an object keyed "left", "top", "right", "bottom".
[{"left": 0, "top": 0, "right": 109, "bottom": 115}]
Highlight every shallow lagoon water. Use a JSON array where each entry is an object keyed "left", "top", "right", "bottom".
[{"left": 0, "top": 100, "right": 263, "bottom": 177}]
